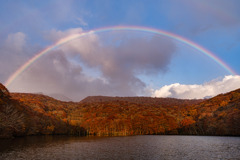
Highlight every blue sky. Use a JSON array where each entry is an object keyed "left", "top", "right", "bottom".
[{"left": 0, "top": 0, "right": 240, "bottom": 101}]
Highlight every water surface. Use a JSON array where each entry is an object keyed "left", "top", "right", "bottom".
[{"left": 0, "top": 135, "right": 239, "bottom": 160}]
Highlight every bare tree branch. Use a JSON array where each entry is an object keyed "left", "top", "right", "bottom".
[{"left": 0, "top": 104, "right": 25, "bottom": 132}]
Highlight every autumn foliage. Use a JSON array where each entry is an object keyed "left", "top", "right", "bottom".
[{"left": 0, "top": 83, "right": 239, "bottom": 138}]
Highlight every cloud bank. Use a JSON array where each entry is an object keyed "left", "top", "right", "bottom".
[
  {"left": 8, "top": 28, "right": 176, "bottom": 101},
  {"left": 2, "top": 28, "right": 239, "bottom": 101},
  {"left": 0, "top": 32, "right": 33, "bottom": 81},
  {"left": 152, "top": 75, "right": 240, "bottom": 99}
]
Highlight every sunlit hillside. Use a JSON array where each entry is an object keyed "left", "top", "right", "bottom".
[{"left": 0, "top": 83, "right": 239, "bottom": 138}]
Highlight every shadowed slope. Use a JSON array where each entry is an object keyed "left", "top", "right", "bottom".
[{"left": 0, "top": 82, "right": 239, "bottom": 138}]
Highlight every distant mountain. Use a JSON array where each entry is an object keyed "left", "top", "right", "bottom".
[
  {"left": 48, "top": 93, "right": 73, "bottom": 102},
  {"left": 0, "top": 82, "right": 239, "bottom": 138},
  {"left": 203, "top": 95, "right": 212, "bottom": 99}
]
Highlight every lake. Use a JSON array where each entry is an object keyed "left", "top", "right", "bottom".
[{"left": 0, "top": 135, "right": 239, "bottom": 160}]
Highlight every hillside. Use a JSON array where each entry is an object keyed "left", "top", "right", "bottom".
[
  {"left": 81, "top": 96, "right": 203, "bottom": 105},
  {"left": 184, "top": 89, "right": 240, "bottom": 135},
  {"left": 0, "top": 83, "right": 240, "bottom": 138},
  {"left": 0, "top": 83, "right": 81, "bottom": 138}
]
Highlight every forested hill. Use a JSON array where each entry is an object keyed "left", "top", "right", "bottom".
[
  {"left": 81, "top": 96, "right": 203, "bottom": 106},
  {"left": 0, "top": 82, "right": 240, "bottom": 138}
]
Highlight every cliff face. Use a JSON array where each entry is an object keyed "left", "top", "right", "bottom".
[{"left": 0, "top": 82, "right": 240, "bottom": 138}]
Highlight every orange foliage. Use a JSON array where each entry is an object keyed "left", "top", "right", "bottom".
[{"left": 0, "top": 82, "right": 239, "bottom": 138}]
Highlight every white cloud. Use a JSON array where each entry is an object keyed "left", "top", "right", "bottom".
[
  {"left": 152, "top": 75, "right": 240, "bottom": 99},
  {"left": 5, "top": 32, "right": 26, "bottom": 53},
  {"left": 76, "top": 17, "right": 88, "bottom": 26},
  {"left": 45, "top": 28, "right": 83, "bottom": 42},
  {"left": 0, "top": 32, "right": 30, "bottom": 82}
]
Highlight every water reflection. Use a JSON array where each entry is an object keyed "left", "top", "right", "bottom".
[{"left": 0, "top": 135, "right": 240, "bottom": 160}]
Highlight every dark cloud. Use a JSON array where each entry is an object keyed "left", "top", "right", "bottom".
[
  {"left": 115, "top": 36, "right": 176, "bottom": 74},
  {"left": 8, "top": 30, "right": 176, "bottom": 101}
]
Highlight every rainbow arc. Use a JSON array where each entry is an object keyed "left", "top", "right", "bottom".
[{"left": 4, "top": 26, "right": 237, "bottom": 87}]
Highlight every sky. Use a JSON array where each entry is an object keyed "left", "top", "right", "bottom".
[{"left": 0, "top": 0, "right": 240, "bottom": 101}]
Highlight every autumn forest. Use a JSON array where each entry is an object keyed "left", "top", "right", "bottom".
[{"left": 0, "top": 83, "right": 239, "bottom": 138}]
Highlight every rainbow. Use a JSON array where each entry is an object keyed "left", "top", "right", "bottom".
[{"left": 4, "top": 26, "right": 237, "bottom": 87}]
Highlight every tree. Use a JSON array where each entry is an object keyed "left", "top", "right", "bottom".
[{"left": 0, "top": 104, "right": 25, "bottom": 136}]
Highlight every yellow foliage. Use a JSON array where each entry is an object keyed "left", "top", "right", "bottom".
[
  {"left": 220, "top": 101, "right": 228, "bottom": 106},
  {"left": 70, "top": 120, "right": 80, "bottom": 126},
  {"left": 46, "top": 125, "right": 55, "bottom": 132}
]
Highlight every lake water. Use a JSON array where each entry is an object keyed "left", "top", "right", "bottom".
[{"left": 0, "top": 135, "right": 239, "bottom": 160}]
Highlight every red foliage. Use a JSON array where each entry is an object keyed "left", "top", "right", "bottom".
[{"left": 0, "top": 83, "right": 239, "bottom": 138}]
